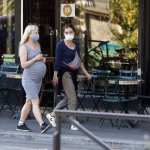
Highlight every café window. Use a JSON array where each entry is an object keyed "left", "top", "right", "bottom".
[
  {"left": 75, "top": 0, "right": 138, "bottom": 69},
  {"left": 0, "top": 0, "right": 15, "bottom": 59}
]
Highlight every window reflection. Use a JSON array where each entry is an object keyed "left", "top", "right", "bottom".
[{"left": 0, "top": 0, "right": 15, "bottom": 62}]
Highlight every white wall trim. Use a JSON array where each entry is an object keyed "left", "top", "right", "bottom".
[{"left": 21, "top": 0, "right": 23, "bottom": 37}]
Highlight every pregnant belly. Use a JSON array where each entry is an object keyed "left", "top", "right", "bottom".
[{"left": 23, "top": 62, "right": 46, "bottom": 82}]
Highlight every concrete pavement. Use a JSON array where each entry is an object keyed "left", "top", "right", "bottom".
[{"left": 0, "top": 111, "right": 148, "bottom": 150}]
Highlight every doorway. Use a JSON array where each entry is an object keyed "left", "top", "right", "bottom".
[{"left": 23, "top": 0, "right": 57, "bottom": 57}]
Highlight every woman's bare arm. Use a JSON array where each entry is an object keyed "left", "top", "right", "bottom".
[
  {"left": 19, "top": 45, "right": 43, "bottom": 69},
  {"left": 80, "top": 62, "right": 91, "bottom": 80}
]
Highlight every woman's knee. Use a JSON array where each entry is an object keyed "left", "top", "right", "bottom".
[
  {"left": 31, "top": 99, "right": 40, "bottom": 106},
  {"left": 25, "top": 100, "right": 32, "bottom": 106},
  {"left": 22, "top": 100, "right": 32, "bottom": 110},
  {"left": 68, "top": 98, "right": 77, "bottom": 109}
]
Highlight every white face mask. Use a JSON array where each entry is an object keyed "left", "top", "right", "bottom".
[{"left": 64, "top": 34, "right": 74, "bottom": 41}]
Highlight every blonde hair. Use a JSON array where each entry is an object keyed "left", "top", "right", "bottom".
[{"left": 20, "top": 24, "right": 39, "bottom": 45}]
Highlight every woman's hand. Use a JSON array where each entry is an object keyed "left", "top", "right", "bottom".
[
  {"left": 80, "top": 63, "right": 92, "bottom": 80},
  {"left": 85, "top": 73, "right": 92, "bottom": 80},
  {"left": 42, "top": 57, "right": 46, "bottom": 63},
  {"left": 67, "top": 64, "right": 77, "bottom": 70},
  {"left": 34, "top": 54, "right": 44, "bottom": 61},
  {"left": 52, "top": 72, "right": 59, "bottom": 86}
]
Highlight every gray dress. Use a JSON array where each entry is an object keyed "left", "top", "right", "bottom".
[{"left": 21, "top": 44, "right": 46, "bottom": 100}]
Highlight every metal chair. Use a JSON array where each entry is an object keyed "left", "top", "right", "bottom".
[
  {"left": 77, "top": 75, "right": 104, "bottom": 111},
  {"left": 0, "top": 74, "right": 24, "bottom": 118}
]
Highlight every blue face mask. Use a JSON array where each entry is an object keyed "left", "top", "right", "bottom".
[{"left": 31, "top": 34, "right": 39, "bottom": 42}]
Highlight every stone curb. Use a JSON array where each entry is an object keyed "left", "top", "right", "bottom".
[{"left": 0, "top": 130, "right": 145, "bottom": 149}]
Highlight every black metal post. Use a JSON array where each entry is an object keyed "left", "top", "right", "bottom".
[
  {"left": 53, "top": 115, "right": 61, "bottom": 150},
  {"left": 53, "top": 109, "right": 150, "bottom": 150},
  {"left": 55, "top": 110, "right": 150, "bottom": 122},
  {"left": 84, "top": 31, "right": 88, "bottom": 68},
  {"left": 69, "top": 117, "right": 112, "bottom": 150},
  {"left": 15, "top": 0, "right": 21, "bottom": 63},
  {"left": 50, "top": 30, "right": 54, "bottom": 57},
  {"left": 139, "top": 0, "right": 150, "bottom": 95}
]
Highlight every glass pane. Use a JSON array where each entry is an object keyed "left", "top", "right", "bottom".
[
  {"left": 0, "top": 0, "right": 15, "bottom": 63},
  {"left": 23, "top": 0, "right": 56, "bottom": 57},
  {"left": 75, "top": 0, "right": 138, "bottom": 70}
]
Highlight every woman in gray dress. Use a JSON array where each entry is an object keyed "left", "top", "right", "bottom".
[{"left": 16, "top": 24, "right": 50, "bottom": 133}]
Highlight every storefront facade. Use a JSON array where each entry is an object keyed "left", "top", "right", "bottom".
[
  {"left": 0, "top": 0, "right": 110, "bottom": 62},
  {"left": 0, "top": 0, "right": 61, "bottom": 63},
  {"left": 1, "top": 0, "right": 150, "bottom": 96}
]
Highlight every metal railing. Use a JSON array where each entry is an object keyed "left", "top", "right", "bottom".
[{"left": 52, "top": 110, "right": 150, "bottom": 150}]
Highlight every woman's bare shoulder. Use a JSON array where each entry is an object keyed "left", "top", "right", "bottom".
[{"left": 19, "top": 44, "right": 27, "bottom": 55}]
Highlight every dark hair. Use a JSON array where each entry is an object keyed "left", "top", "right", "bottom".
[{"left": 63, "top": 23, "right": 76, "bottom": 33}]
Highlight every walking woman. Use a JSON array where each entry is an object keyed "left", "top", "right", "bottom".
[
  {"left": 46, "top": 24, "right": 91, "bottom": 130},
  {"left": 16, "top": 24, "right": 50, "bottom": 133}
]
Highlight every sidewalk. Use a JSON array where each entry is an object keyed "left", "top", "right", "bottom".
[{"left": 0, "top": 111, "right": 149, "bottom": 150}]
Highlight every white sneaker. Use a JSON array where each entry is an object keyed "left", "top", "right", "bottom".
[
  {"left": 70, "top": 124, "right": 79, "bottom": 131},
  {"left": 46, "top": 113, "right": 56, "bottom": 128}
]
